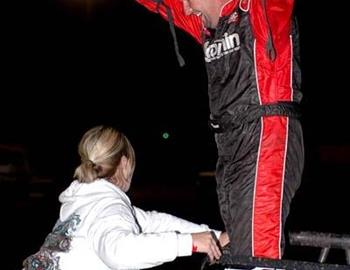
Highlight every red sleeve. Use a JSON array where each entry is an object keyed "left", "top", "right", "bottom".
[{"left": 136, "top": 0, "right": 203, "bottom": 44}]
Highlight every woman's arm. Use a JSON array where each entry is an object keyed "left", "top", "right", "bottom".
[
  {"left": 88, "top": 203, "right": 192, "bottom": 269},
  {"left": 134, "top": 206, "right": 221, "bottom": 238}
]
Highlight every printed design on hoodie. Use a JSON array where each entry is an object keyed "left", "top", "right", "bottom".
[{"left": 23, "top": 214, "right": 81, "bottom": 270}]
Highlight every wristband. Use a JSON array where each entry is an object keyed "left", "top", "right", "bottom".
[{"left": 192, "top": 244, "right": 198, "bottom": 253}]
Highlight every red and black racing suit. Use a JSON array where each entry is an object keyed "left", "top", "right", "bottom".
[{"left": 137, "top": 0, "right": 304, "bottom": 259}]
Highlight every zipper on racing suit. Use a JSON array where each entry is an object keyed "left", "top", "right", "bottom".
[{"left": 261, "top": 0, "right": 276, "bottom": 61}]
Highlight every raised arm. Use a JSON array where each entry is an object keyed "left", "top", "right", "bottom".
[{"left": 135, "top": 0, "right": 203, "bottom": 43}]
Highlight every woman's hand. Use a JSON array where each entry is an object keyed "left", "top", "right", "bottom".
[
  {"left": 191, "top": 232, "right": 222, "bottom": 262},
  {"left": 219, "top": 232, "right": 230, "bottom": 248}
]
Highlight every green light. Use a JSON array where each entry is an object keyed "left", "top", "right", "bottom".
[{"left": 162, "top": 132, "right": 170, "bottom": 139}]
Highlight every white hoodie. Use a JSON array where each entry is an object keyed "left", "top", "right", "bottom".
[{"left": 23, "top": 179, "right": 220, "bottom": 270}]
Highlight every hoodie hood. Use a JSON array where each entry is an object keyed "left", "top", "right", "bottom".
[{"left": 59, "top": 179, "right": 131, "bottom": 221}]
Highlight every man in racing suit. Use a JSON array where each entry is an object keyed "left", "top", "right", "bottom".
[{"left": 136, "top": 0, "right": 304, "bottom": 259}]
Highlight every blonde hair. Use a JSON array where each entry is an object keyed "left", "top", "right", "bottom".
[{"left": 74, "top": 125, "right": 135, "bottom": 183}]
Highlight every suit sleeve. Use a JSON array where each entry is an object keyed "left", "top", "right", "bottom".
[{"left": 136, "top": 0, "right": 203, "bottom": 44}]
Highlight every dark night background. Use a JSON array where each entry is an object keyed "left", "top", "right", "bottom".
[{"left": 1, "top": 0, "right": 350, "bottom": 269}]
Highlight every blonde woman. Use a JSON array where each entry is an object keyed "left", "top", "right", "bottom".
[{"left": 23, "top": 125, "right": 229, "bottom": 270}]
